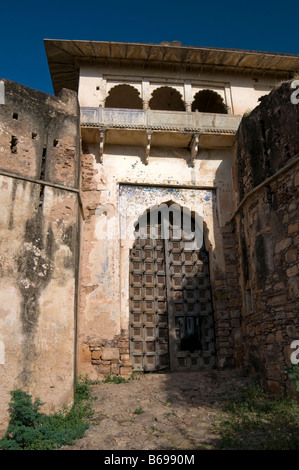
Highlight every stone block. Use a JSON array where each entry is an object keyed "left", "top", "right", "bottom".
[
  {"left": 120, "top": 366, "right": 132, "bottom": 376},
  {"left": 215, "top": 301, "right": 228, "bottom": 309},
  {"left": 286, "top": 265, "right": 298, "bottom": 277},
  {"left": 81, "top": 347, "right": 92, "bottom": 362},
  {"left": 287, "top": 276, "right": 299, "bottom": 300},
  {"left": 267, "top": 333, "right": 275, "bottom": 344},
  {"left": 229, "top": 298, "right": 240, "bottom": 308},
  {"left": 230, "top": 310, "right": 241, "bottom": 318},
  {"left": 91, "top": 350, "right": 102, "bottom": 360},
  {"left": 275, "top": 311, "right": 286, "bottom": 320},
  {"left": 289, "top": 202, "right": 297, "bottom": 212},
  {"left": 217, "top": 329, "right": 230, "bottom": 337},
  {"left": 288, "top": 223, "right": 299, "bottom": 234},
  {"left": 286, "top": 325, "right": 299, "bottom": 339},
  {"left": 120, "top": 354, "right": 130, "bottom": 362},
  {"left": 101, "top": 348, "right": 120, "bottom": 361},
  {"left": 285, "top": 249, "right": 297, "bottom": 263},
  {"left": 274, "top": 238, "right": 292, "bottom": 253},
  {"left": 97, "top": 364, "right": 111, "bottom": 375},
  {"left": 110, "top": 363, "right": 120, "bottom": 375},
  {"left": 218, "top": 321, "right": 230, "bottom": 328},
  {"left": 119, "top": 348, "right": 129, "bottom": 354},
  {"left": 275, "top": 330, "right": 283, "bottom": 342},
  {"left": 268, "top": 294, "right": 287, "bottom": 306}
]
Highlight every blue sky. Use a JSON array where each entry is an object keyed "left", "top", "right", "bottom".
[{"left": 0, "top": 0, "right": 298, "bottom": 95}]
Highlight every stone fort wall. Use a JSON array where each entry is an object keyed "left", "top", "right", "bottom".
[
  {"left": 232, "top": 81, "right": 299, "bottom": 395},
  {"left": 0, "top": 80, "right": 81, "bottom": 434}
]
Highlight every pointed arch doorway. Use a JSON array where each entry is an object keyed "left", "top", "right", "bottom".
[{"left": 129, "top": 202, "right": 215, "bottom": 372}]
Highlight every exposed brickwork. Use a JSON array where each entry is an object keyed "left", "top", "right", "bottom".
[
  {"left": 235, "top": 81, "right": 299, "bottom": 202},
  {"left": 0, "top": 80, "right": 80, "bottom": 187},
  {"left": 233, "top": 81, "right": 299, "bottom": 395},
  {"left": 212, "top": 223, "right": 242, "bottom": 369},
  {"left": 89, "top": 331, "right": 133, "bottom": 378}
]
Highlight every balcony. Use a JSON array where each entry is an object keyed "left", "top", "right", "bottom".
[{"left": 80, "top": 107, "right": 242, "bottom": 164}]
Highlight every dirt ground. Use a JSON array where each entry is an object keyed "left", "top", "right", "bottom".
[{"left": 62, "top": 369, "right": 250, "bottom": 451}]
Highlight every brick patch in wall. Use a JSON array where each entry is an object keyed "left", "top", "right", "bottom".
[{"left": 89, "top": 332, "right": 133, "bottom": 378}]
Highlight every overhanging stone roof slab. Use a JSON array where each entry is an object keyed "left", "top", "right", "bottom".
[{"left": 44, "top": 39, "right": 299, "bottom": 95}]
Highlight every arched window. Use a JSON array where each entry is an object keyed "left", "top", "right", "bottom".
[
  {"left": 149, "top": 86, "right": 185, "bottom": 111},
  {"left": 105, "top": 84, "right": 143, "bottom": 109},
  {"left": 192, "top": 89, "right": 228, "bottom": 114}
]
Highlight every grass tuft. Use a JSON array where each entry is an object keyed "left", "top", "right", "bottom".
[{"left": 215, "top": 384, "right": 299, "bottom": 450}]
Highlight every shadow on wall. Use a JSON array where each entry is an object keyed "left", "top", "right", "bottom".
[
  {"left": 156, "top": 82, "right": 299, "bottom": 413},
  {"left": 228, "top": 80, "right": 299, "bottom": 396}
]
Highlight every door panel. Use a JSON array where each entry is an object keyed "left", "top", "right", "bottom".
[
  {"left": 129, "top": 235, "right": 169, "bottom": 371},
  {"left": 129, "top": 216, "right": 215, "bottom": 371},
  {"left": 166, "top": 228, "right": 215, "bottom": 370}
]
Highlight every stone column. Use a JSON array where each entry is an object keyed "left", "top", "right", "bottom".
[
  {"left": 184, "top": 82, "right": 192, "bottom": 111},
  {"left": 142, "top": 79, "right": 150, "bottom": 109},
  {"left": 224, "top": 84, "right": 233, "bottom": 114}
]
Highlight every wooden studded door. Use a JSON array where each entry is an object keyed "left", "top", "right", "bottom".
[
  {"left": 129, "top": 212, "right": 215, "bottom": 372},
  {"left": 129, "top": 229, "right": 170, "bottom": 372}
]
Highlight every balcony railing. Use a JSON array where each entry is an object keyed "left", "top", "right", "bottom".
[{"left": 80, "top": 107, "right": 241, "bottom": 133}]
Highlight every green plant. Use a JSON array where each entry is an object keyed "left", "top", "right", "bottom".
[
  {"left": 0, "top": 375, "right": 95, "bottom": 450},
  {"left": 103, "top": 372, "right": 141, "bottom": 384},
  {"left": 130, "top": 371, "right": 141, "bottom": 381},
  {"left": 103, "top": 374, "right": 129, "bottom": 384},
  {"left": 286, "top": 364, "right": 299, "bottom": 392},
  {"left": 134, "top": 407, "right": 145, "bottom": 415}
]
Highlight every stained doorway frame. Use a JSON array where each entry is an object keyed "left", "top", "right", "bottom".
[{"left": 119, "top": 183, "right": 221, "bottom": 372}]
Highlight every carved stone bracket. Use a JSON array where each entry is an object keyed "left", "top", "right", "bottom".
[
  {"left": 190, "top": 133, "right": 200, "bottom": 167},
  {"left": 145, "top": 131, "right": 152, "bottom": 165},
  {"left": 99, "top": 126, "right": 106, "bottom": 163}
]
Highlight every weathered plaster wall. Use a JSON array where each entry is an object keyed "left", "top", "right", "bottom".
[
  {"left": 0, "top": 80, "right": 81, "bottom": 435},
  {"left": 78, "top": 139, "right": 242, "bottom": 378},
  {"left": 233, "top": 81, "right": 299, "bottom": 395}
]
